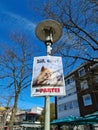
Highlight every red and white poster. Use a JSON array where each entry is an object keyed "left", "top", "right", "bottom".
[{"left": 31, "top": 56, "right": 66, "bottom": 96}]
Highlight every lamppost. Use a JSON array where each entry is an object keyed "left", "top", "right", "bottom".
[{"left": 35, "top": 20, "right": 62, "bottom": 130}]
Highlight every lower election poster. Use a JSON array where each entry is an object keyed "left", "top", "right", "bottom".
[{"left": 31, "top": 56, "right": 66, "bottom": 96}]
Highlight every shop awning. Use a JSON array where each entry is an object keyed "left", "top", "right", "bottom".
[{"left": 51, "top": 112, "right": 98, "bottom": 125}]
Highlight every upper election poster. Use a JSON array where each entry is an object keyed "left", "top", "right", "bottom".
[{"left": 31, "top": 56, "right": 66, "bottom": 96}]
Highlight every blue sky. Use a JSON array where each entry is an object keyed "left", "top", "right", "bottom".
[
  {"left": 0, "top": 0, "right": 55, "bottom": 109},
  {"left": 0, "top": 0, "right": 97, "bottom": 109}
]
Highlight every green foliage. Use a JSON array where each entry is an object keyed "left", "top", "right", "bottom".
[
  {"left": 38, "top": 103, "right": 55, "bottom": 125},
  {"left": 50, "top": 103, "right": 56, "bottom": 121}
]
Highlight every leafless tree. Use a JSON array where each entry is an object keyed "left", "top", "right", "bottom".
[
  {"left": 29, "top": 0, "right": 98, "bottom": 73},
  {"left": 0, "top": 32, "right": 36, "bottom": 130},
  {"left": 45, "top": 0, "right": 97, "bottom": 63}
]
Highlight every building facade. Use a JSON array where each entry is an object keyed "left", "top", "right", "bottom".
[
  {"left": 15, "top": 107, "right": 43, "bottom": 130},
  {"left": 0, "top": 106, "right": 43, "bottom": 130},
  {"left": 56, "top": 74, "right": 80, "bottom": 118},
  {"left": 56, "top": 62, "right": 98, "bottom": 119},
  {"left": 76, "top": 62, "right": 98, "bottom": 116}
]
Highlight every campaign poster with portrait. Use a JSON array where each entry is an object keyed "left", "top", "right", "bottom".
[{"left": 31, "top": 56, "right": 66, "bottom": 96}]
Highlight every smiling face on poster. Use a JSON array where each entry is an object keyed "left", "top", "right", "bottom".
[{"left": 31, "top": 56, "right": 66, "bottom": 96}]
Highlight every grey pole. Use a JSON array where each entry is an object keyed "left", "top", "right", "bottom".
[
  {"left": 35, "top": 20, "right": 62, "bottom": 130},
  {"left": 44, "top": 96, "right": 50, "bottom": 130},
  {"left": 44, "top": 35, "right": 52, "bottom": 130}
]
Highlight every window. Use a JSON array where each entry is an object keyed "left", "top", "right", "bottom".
[
  {"left": 65, "top": 75, "right": 75, "bottom": 86},
  {"left": 73, "top": 100, "right": 79, "bottom": 108},
  {"left": 58, "top": 96, "right": 66, "bottom": 100},
  {"left": 58, "top": 100, "right": 79, "bottom": 112},
  {"left": 80, "top": 80, "right": 88, "bottom": 90},
  {"left": 78, "top": 67, "right": 85, "bottom": 77},
  {"left": 66, "top": 102, "right": 73, "bottom": 109},
  {"left": 58, "top": 96, "right": 62, "bottom": 100},
  {"left": 83, "top": 94, "right": 92, "bottom": 106},
  {"left": 64, "top": 104, "right": 67, "bottom": 110},
  {"left": 58, "top": 104, "right": 64, "bottom": 112}
]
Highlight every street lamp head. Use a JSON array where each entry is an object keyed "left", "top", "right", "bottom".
[{"left": 35, "top": 20, "right": 62, "bottom": 43}]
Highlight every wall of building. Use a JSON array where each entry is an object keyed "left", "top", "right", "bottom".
[
  {"left": 76, "top": 62, "right": 98, "bottom": 116},
  {"left": 56, "top": 77, "right": 80, "bottom": 118},
  {"left": 56, "top": 62, "right": 98, "bottom": 120}
]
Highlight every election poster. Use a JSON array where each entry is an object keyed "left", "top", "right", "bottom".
[{"left": 31, "top": 56, "right": 66, "bottom": 96}]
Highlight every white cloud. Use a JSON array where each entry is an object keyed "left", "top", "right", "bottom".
[{"left": 0, "top": 10, "right": 36, "bottom": 32}]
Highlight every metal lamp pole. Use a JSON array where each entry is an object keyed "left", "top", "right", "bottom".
[
  {"left": 35, "top": 20, "right": 62, "bottom": 130},
  {"left": 44, "top": 31, "right": 53, "bottom": 130}
]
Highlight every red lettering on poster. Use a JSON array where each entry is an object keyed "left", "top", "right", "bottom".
[{"left": 40, "top": 88, "right": 60, "bottom": 93}]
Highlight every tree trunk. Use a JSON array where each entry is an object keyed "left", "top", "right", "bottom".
[{"left": 8, "top": 94, "right": 18, "bottom": 130}]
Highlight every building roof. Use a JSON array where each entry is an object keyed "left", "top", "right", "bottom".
[{"left": 64, "top": 61, "right": 98, "bottom": 79}]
